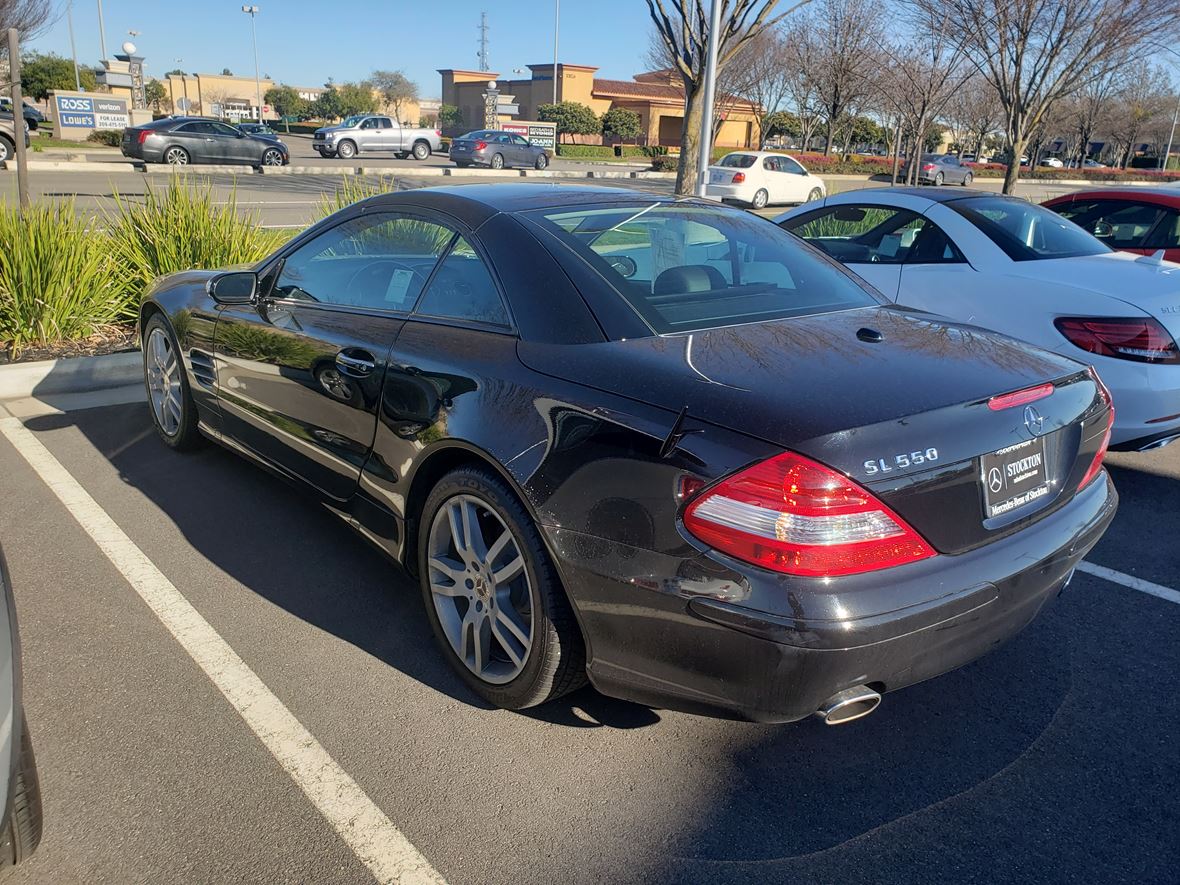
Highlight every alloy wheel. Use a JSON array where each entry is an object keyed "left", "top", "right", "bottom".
[
  {"left": 427, "top": 494, "right": 534, "bottom": 685},
  {"left": 165, "top": 147, "right": 188, "bottom": 166},
  {"left": 146, "top": 328, "right": 183, "bottom": 436},
  {"left": 262, "top": 149, "right": 283, "bottom": 166}
]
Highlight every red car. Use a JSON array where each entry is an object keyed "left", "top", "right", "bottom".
[{"left": 1043, "top": 187, "right": 1180, "bottom": 263}]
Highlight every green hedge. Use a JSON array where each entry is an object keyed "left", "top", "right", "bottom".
[
  {"left": 87, "top": 129, "right": 123, "bottom": 146},
  {"left": 556, "top": 144, "right": 616, "bottom": 158}
]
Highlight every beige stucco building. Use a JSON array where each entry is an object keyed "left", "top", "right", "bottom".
[{"left": 438, "top": 63, "right": 759, "bottom": 148}]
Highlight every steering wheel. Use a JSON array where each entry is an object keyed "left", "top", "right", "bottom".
[{"left": 345, "top": 259, "right": 425, "bottom": 308}]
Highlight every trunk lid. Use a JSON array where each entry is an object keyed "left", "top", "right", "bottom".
[{"left": 518, "top": 306, "right": 1107, "bottom": 552}]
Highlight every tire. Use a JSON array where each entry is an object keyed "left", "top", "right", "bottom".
[
  {"left": 143, "top": 314, "right": 204, "bottom": 451},
  {"left": 0, "top": 136, "right": 12, "bottom": 164},
  {"left": 490, "top": 152, "right": 505, "bottom": 170},
  {"left": 394, "top": 152, "right": 409, "bottom": 160},
  {"left": 412, "top": 140, "right": 430, "bottom": 161},
  {"left": 534, "top": 152, "right": 548, "bottom": 170},
  {"left": 418, "top": 467, "right": 586, "bottom": 710},
  {"left": 962, "top": 171, "right": 973, "bottom": 186},
  {"left": 261, "top": 147, "right": 284, "bottom": 166},
  {"left": 336, "top": 139, "right": 357, "bottom": 160},
  {"left": 807, "top": 187, "right": 823, "bottom": 202},
  {"left": 0, "top": 717, "right": 42, "bottom": 868},
  {"left": 933, "top": 172, "right": 944, "bottom": 186},
  {"left": 750, "top": 188, "right": 769, "bottom": 209},
  {"left": 163, "top": 145, "right": 190, "bottom": 166}
]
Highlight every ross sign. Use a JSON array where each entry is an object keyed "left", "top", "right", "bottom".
[{"left": 55, "top": 94, "right": 130, "bottom": 129}]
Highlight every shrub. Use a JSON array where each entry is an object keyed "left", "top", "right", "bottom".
[
  {"left": 556, "top": 144, "right": 615, "bottom": 158},
  {"left": 0, "top": 202, "right": 128, "bottom": 356},
  {"left": 107, "top": 180, "right": 292, "bottom": 302},
  {"left": 650, "top": 155, "right": 679, "bottom": 172},
  {"left": 87, "top": 129, "right": 123, "bottom": 146}
]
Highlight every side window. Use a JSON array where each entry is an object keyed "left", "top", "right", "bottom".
[
  {"left": 179, "top": 121, "right": 213, "bottom": 134},
  {"left": 414, "top": 236, "right": 510, "bottom": 328},
  {"left": 512, "top": 135, "right": 529, "bottom": 146},
  {"left": 1090, "top": 202, "right": 1163, "bottom": 249},
  {"left": 763, "top": 157, "right": 779, "bottom": 172},
  {"left": 361, "top": 118, "right": 377, "bottom": 129},
  {"left": 273, "top": 214, "right": 455, "bottom": 311},
  {"left": 495, "top": 133, "right": 513, "bottom": 144},
  {"left": 380, "top": 118, "right": 393, "bottom": 129},
  {"left": 211, "top": 122, "right": 241, "bottom": 137},
  {"left": 781, "top": 156, "right": 806, "bottom": 175},
  {"left": 1146, "top": 208, "right": 1180, "bottom": 250},
  {"left": 905, "top": 221, "right": 965, "bottom": 264},
  {"left": 784, "top": 205, "right": 925, "bottom": 264}
]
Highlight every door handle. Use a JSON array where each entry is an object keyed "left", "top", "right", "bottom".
[{"left": 335, "top": 350, "right": 376, "bottom": 376}]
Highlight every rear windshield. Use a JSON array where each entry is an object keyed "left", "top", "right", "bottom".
[
  {"left": 460, "top": 130, "right": 496, "bottom": 140},
  {"left": 717, "top": 153, "right": 757, "bottom": 168},
  {"left": 951, "top": 196, "right": 1111, "bottom": 261},
  {"left": 525, "top": 202, "right": 880, "bottom": 334}
]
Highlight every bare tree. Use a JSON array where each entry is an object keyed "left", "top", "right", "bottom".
[
  {"left": 1106, "top": 68, "right": 1173, "bottom": 168},
  {"left": 781, "top": 20, "right": 824, "bottom": 149},
  {"left": 800, "top": 0, "right": 884, "bottom": 156},
  {"left": 723, "top": 27, "right": 794, "bottom": 147},
  {"left": 1060, "top": 64, "right": 1127, "bottom": 167},
  {"left": 943, "top": 74, "right": 1004, "bottom": 159},
  {"left": 645, "top": 0, "right": 809, "bottom": 194},
  {"left": 0, "top": 0, "right": 53, "bottom": 39},
  {"left": 917, "top": 0, "right": 1180, "bottom": 192}
]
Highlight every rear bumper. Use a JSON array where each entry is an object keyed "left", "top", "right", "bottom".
[
  {"left": 1096, "top": 359, "right": 1180, "bottom": 449},
  {"left": 548, "top": 472, "right": 1117, "bottom": 723},
  {"left": 705, "top": 182, "right": 755, "bottom": 204}
]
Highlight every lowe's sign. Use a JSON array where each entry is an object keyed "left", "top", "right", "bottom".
[{"left": 55, "top": 95, "right": 130, "bottom": 130}]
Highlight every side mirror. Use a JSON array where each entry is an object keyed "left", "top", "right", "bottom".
[
  {"left": 209, "top": 271, "right": 258, "bottom": 304},
  {"left": 1092, "top": 220, "right": 1114, "bottom": 239}
]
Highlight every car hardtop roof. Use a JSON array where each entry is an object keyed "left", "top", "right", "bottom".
[
  {"left": 1043, "top": 185, "right": 1180, "bottom": 205},
  {"left": 362, "top": 183, "right": 699, "bottom": 226},
  {"left": 868, "top": 186, "right": 1009, "bottom": 204}
]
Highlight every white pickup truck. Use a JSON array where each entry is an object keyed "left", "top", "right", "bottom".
[{"left": 313, "top": 114, "right": 442, "bottom": 160}]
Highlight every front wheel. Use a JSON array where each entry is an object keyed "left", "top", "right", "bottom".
[
  {"left": 750, "top": 188, "right": 769, "bottom": 209},
  {"left": 412, "top": 141, "right": 431, "bottom": 161},
  {"left": 163, "top": 146, "right": 190, "bottom": 166},
  {"left": 143, "top": 315, "right": 204, "bottom": 451},
  {"left": 0, "top": 136, "right": 12, "bottom": 164},
  {"left": 261, "top": 148, "right": 284, "bottom": 166},
  {"left": 419, "top": 468, "right": 586, "bottom": 709},
  {"left": 336, "top": 140, "right": 357, "bottom": 160},
  {"left": 534, "top": 152, "right": 548, "bottom": 170},
  {"left": 489, "top": 152, "right": 505, "bottom": 170},
  {"left": 962, "top": 172, "right": 973, "bottom": 186}
]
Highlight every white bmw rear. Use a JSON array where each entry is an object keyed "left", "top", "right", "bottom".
[
  {"left": 776, "top": 188, "right": 1180, "bottom": 451},
  {"left": 705, "top": 151, "right": 825, "bottom": 210}
]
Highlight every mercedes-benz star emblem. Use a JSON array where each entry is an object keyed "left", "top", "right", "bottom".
[
  {"left": 988, "top": 467, "right": 1004, "bottom": 494},
  {"left": 1024, "top": 405, "right": 1045, "bottom": 437}
]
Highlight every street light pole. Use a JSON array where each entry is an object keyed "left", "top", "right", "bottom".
[
  {"left": 67, "top": 1, "right": 82, "bottom": 90},
  {"left": 552, "top": 0, "right": 560, "bottom": 105},
  {"left": 695, "top": 0, "right": 722, "bottom": 196},
  {"left": 96, "top": 0, "right": 108, "bottom": 61},
  {"left": 242, "top": 5, "right": 262, "bottom": 122},
  {"left": 1165, "top": 90, "right": 1180, "bottom": 172}
]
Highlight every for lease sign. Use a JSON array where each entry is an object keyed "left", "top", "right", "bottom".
[{"left": 56, "top": 95, "right": 129, "bottom": 129}]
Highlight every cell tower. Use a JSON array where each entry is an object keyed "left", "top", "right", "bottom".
[{"left": 477, "top": 12, "right": 491, "bottom": 71}]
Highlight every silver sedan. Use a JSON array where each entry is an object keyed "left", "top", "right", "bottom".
[
  {"left": 449, "top": 130, "right": 550, "bottom": 170},
  {"left": 899, "top": 154, "right": 974, "bottom": 186}
]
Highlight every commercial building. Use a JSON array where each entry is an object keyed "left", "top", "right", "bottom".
[{"left": 438, "top": 63, "right": 760, "bottom": 148}]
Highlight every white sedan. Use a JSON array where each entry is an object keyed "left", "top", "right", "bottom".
[
  {"left": 776, "top": 188, "right": 1180, "bottom": 451},
  {"left": 705, "top": 151, "right": 826, "bottom": 209}
]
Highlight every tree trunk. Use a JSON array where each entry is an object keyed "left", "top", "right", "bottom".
[
  {"left": 824, "top": 119, "right": 834, "bottom": 155},
  {"left": 1002, "top": 134, "right": 1025, "bottom": 194},
  {"left": 890, "top": 119, "right": 902, "bottom": 183},
  {"left": 676, "top": 83, "right": 706, "bottom": 196}
]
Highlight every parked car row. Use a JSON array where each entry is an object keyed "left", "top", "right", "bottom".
[
  {"left": 121, "top": 117, "right": 289, "bottom": 167},
  {"left": 138, "top": 180, "right": 1124, "bottom": 729}
]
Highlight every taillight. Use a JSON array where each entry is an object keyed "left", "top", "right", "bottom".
[
  {"left": 683, "top": 452, "right": 936, "bottom": 577},
  {"left": 988, "top": 382, "right": 1054, "bottom": 411},
  {"left": 1055, "top": 317, "right": 1180, "bottom": 364},
  {"left": 137, "top": 130, "right": 150, "bottom": 145},
  {"left": 732, "top": 172, "right": 746, "bottom": 183},
  {"left": 435, "top": 129, "right": 442, "bottom": 136},
  {"left": 922, "top": 163, "right": 936, "bottom": 171},
  {"left": 1078, "top": 367, "right": 1114, "bottom": 490},
  {"left": 474, "top": 140, "right": 488, "bottom": 150}
]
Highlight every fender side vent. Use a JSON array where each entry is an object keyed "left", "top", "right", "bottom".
[{"left": 189, "top": 350, "right": 215, "bottom": 388}]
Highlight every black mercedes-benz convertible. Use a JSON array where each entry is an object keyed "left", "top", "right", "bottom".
[{"left": 139, "top": 184, "right": 1116, "bottom": 724}]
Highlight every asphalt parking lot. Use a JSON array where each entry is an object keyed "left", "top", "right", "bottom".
[{"left": 0, "top": 388, "right": 1177, "bottom": 884}]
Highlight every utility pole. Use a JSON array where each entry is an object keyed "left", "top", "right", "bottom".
[
  {"left": 6, "top": 29, "right": 30, "bottom": 211},
  {"left": 552, "top": 0, "right": 559, "bottom": 105},
  {"left": 695, "top": 0, "right": 721, "bottom": 196},
  {"left": 477, "top": 12, "right": 490, "bottom": 72},
  {"left": 1164, "top": 90, "right": 1180, "bottom": 172},
  {"left": 242, "top": 6, "right": 262, "bottom": 122},
  {"left": 67, "top": 2, "right": 82, "bottom": 90},
  {"left": 96, "top": 0, "right": 108, "bottom": 62}
]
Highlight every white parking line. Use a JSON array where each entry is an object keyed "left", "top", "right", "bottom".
[
  {"left": 0, "top": 417, "right": 445, "bottom": 885},
  {"left": 1077, "top": 561, "right": 1180, "bottom": 606}
]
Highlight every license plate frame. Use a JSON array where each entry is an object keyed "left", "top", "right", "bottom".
[{"left": 980, "top": 436, "right": 1051, "bottom": 519}]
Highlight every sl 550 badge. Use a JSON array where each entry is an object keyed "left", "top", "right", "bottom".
[{"left": 864, "top": 447, "right": 939, "bottom": 476}]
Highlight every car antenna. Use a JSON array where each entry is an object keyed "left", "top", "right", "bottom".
[
  {"left": 1135, "top": 249, "right": 1168, "bottom": 267},
  {"left": 660, "top": 406, "right": 703, "bottom": 459}
]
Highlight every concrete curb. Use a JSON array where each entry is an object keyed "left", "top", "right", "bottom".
[
  {"left": 261, "top": 165, "right": 362, "bottom": 175},
  {"left": 145, "top": 164, "right": 260, "bottom": 175},
  {"left": 21, "top": 160, "right": 141, "bottom": 173},
  {"left": 0, "top": 351, "right": 142, "bottom": 400}
]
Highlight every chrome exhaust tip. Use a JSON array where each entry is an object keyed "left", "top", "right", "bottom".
[{"left": 814, "top": 685, "right": 882, "bottom": 725}]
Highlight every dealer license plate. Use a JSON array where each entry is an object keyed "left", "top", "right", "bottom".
[{"left": 981, "top": 436, "right": 1050, "bottom": 519}]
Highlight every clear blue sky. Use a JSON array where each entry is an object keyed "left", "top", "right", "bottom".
[{"left": 27, "top": 0, "right": 655, "bottom": 97}]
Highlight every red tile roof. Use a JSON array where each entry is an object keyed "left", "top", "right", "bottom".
[{"left": 592, "top": 78, "right": 684, "bottom": 101}]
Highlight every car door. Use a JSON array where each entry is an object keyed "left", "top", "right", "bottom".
[
  {"left": 213, "top": 211, "right": 456, "bottom": 500},
  {"left": 375, "top": 117, "right": 397, "bottom": 152},
  {"left": 361, "top": 231, "right": 518, "bottom": 538},
  {"left": 780, "top": 203, "right": 932, "bottom": 299},
  {"left": 895, "top": 216, "right": 974, "bottom": 306},
  {"left": 209, "top": 120, "right": 256, "bottom": 164},
  {"left": 510, "top": 134, "right": 532, "bottom": 165},
  {"left": 1141, "top": 206, "right": 1180, "bottom": 262},
  {"left": 941, "top": 155, "right": 965, "bottom": 184},
  {"left": 173, "top": 121, "right": 219, "bottom": 162},
  {"left": 777, "top": 154, "right": 813, "bottom": 202},
  {"left": 1053, "top": 198, "right": 1167, "bottom": 257},
  {"left": 761, "top": 157, "right": 787, "bottom": 203}
]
